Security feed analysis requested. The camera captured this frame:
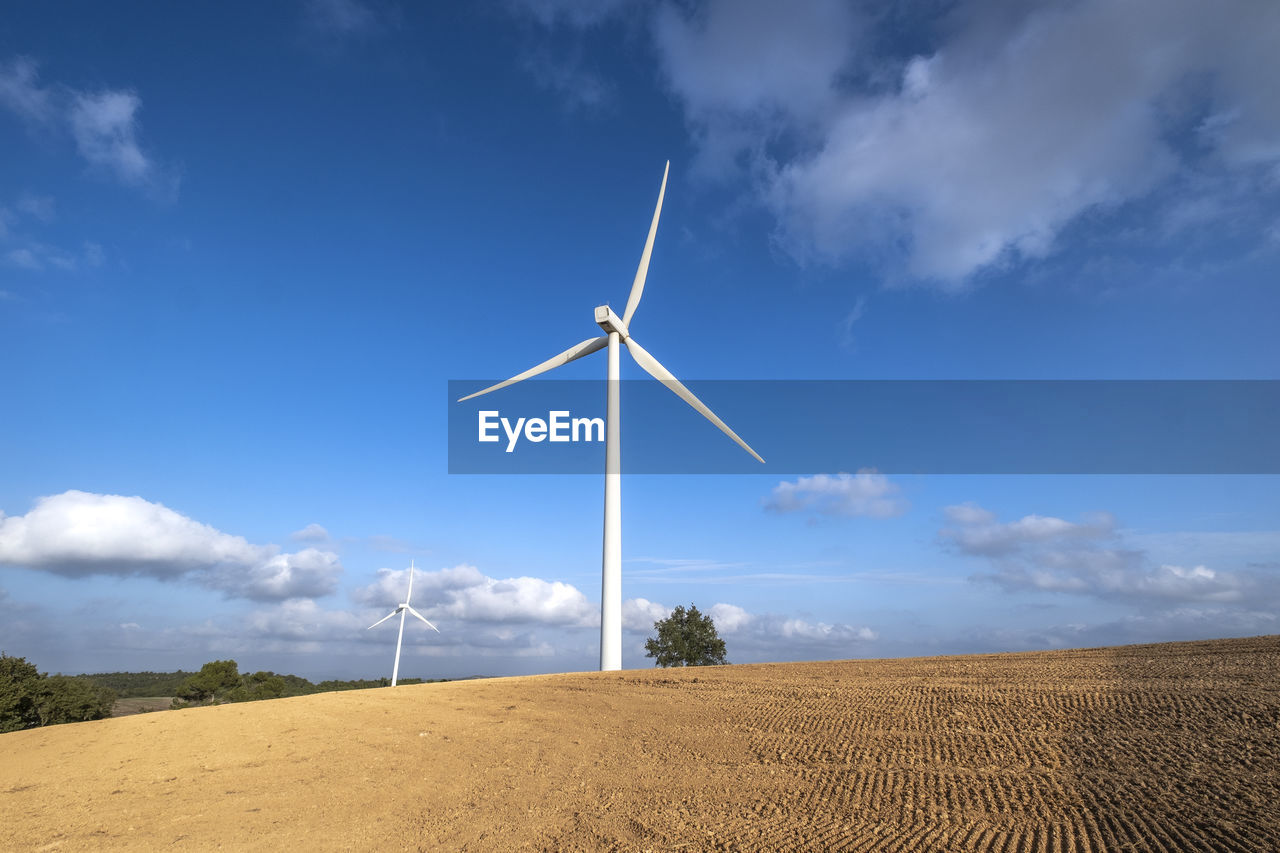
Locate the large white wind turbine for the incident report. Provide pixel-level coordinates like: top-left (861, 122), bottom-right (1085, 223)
top-left (367, 560), bottom-right (440, 687)
top-left (458, 161), bottom-right (763, 672)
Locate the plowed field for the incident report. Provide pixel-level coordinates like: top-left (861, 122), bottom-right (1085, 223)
top-left (4, 636), bottom-right (1278, 851)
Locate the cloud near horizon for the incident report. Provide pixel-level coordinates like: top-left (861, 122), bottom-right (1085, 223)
top-left (349, 564), bottom-right (877, 659)
top-left (0, 491), bottom-right (342, 601)
top-left (940, 502), bottom-right (1272, 607)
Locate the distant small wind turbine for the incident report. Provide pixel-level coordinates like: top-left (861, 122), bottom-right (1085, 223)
top-left (367, 560), bottom-right (439, 687)
top-left (458, 161), bottom-right (764, 672)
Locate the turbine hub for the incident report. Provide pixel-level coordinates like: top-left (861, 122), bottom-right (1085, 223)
top-left (594, 305), bottom-right (629, 339)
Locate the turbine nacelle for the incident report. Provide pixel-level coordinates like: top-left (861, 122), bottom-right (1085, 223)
top-left (594, 305), bottom-right (629, 339)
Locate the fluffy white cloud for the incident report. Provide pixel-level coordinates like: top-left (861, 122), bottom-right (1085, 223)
top-left (941, 506), bottom-right (1116, 557)
top-left (530, 0), bottom-right (1280, 284)
top-left (0, 56), bottom-right (175, 198)
top-left (710, 602), bottom-right (877, 660)
top-left (353, 564), bottom-right (596, 627)
top-left (940, 502), bottom-right (1272, 606)
top-left (351, 568), bottom-right (878, 663)
top-left (679, 0), bottom-right (1280, 282)
top-left (707, 602), bottom-right (750, 633)
top-left (0, 490), bottom-right (342, 601)
top-left (247, 597), bottom-right (365, 643)
top-left (764, 471), bottom-right (908, 518)
top-left (623, 597), bottom-right (669, 631)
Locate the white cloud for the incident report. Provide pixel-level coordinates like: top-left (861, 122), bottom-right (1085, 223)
top-left (764, 471), bottom-right (908, 518)
top-left (290, 523), bottom-right (331, 543)
top-left (5, 248), bottom-right (41, 270)
top-left (0, 56), bottom-right (175, 198)
top-left (0, 57), bottom-right (53, 123)
top-left (940, 502), bottom-right (1275, 606)
top-left (779, 618), bottom-right (877, 644)
top-left (707, 602), bottom-right (750, 633)
top-left (353, 564), bottom-right (596, 627)
top-left (942, 502), bottom-right (996, 526)
top-left (639, 599), bottom-right (876, 658)
top-left (941, 507), bottom-right (1115, 557)
top-left (0, 490), bottom-right (342, 601)
top-left (837, 295), bottom-right (866, 349)
top-left (653, 0), bottom-right (851, 121)
top-left (247, 598), bottom-right (365, 642)
top-left (643, 0), bottom-right (1280, 284)
top-left (623, 597), bottom-right (669, 631)
top-left (710, 602), bottom-right (877, 660)
top-left (352, 568), bottom-right (877, 663)
top-left (68, 90), bottom-right (160, 189)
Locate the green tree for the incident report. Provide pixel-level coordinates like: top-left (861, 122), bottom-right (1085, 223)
top-left (172, 659), bottom-right (242, 707)
top-left (34, 676), bottom-right (116, 726)
top-left (2, 654), bottom-right (116, 731)
top-left (227, 671), bottom-right (287, 703)
top-left (644, 604), bottom-right (728, 667)
top-left (1, 653), bottom-right (43, 733)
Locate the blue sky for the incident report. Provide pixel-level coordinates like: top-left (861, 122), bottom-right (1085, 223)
top-left (2, 0), bottom-right (1278, 680)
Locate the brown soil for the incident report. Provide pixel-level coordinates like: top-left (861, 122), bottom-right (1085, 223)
top-left (109, 697), bottom-right (174, 717)
top-left (3, 635), bottom-right (1278, 851)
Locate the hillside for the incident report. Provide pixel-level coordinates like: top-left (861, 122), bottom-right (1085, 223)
top-left (3, 636), bottom-right (1278, 851)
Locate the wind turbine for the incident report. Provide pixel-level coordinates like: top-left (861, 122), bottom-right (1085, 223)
top-left (458, 161), bottom-right (763, 672)
top-left (367, 560), bottom-right (439, 687)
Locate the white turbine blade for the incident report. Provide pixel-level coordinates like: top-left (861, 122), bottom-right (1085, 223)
top-left (457, 336), bottom-right (609, 402)
top-left (625, 336), bottom-right (765, 463)
top-left (368, 610), bottom-right (398, 630)
top-left (406, 560), bottom-right (414, 604)
top-left (621, 161), bottom-right (669, 329)
top-left (406, 605), bottom-right (440, 632)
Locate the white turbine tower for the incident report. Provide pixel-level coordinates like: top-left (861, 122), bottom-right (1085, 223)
top-left (367, 560), bottom-right (439, 687)
top-left (458, 161), bottom-right (763, 672)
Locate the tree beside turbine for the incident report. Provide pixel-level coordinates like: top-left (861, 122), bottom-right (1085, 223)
top-left (458, 161), bottom-right (764, 672)
top-left (367, 560), bottom-right (440, 687)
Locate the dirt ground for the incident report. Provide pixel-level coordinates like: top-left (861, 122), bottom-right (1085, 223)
top-left (109, 697), bottom-right (174, 717)
top-left (3, 635), bottom-right (1278, 851)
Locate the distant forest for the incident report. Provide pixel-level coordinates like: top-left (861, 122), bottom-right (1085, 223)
top-left (83, 662), bottom-right (447, 705)
top-left (3, 652), bottom-right (451, 733)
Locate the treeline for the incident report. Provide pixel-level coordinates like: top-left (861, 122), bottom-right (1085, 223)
top-left (1, 653), bottom-right (116, 733)
top-left (82, 663), bottom-right (446, 705)
top-left (79, 670), bottom-right (195, 698)
top-left (164, 660), bottom-right (446, 708)
top-left (1, 654), bottom-right (450, 731)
